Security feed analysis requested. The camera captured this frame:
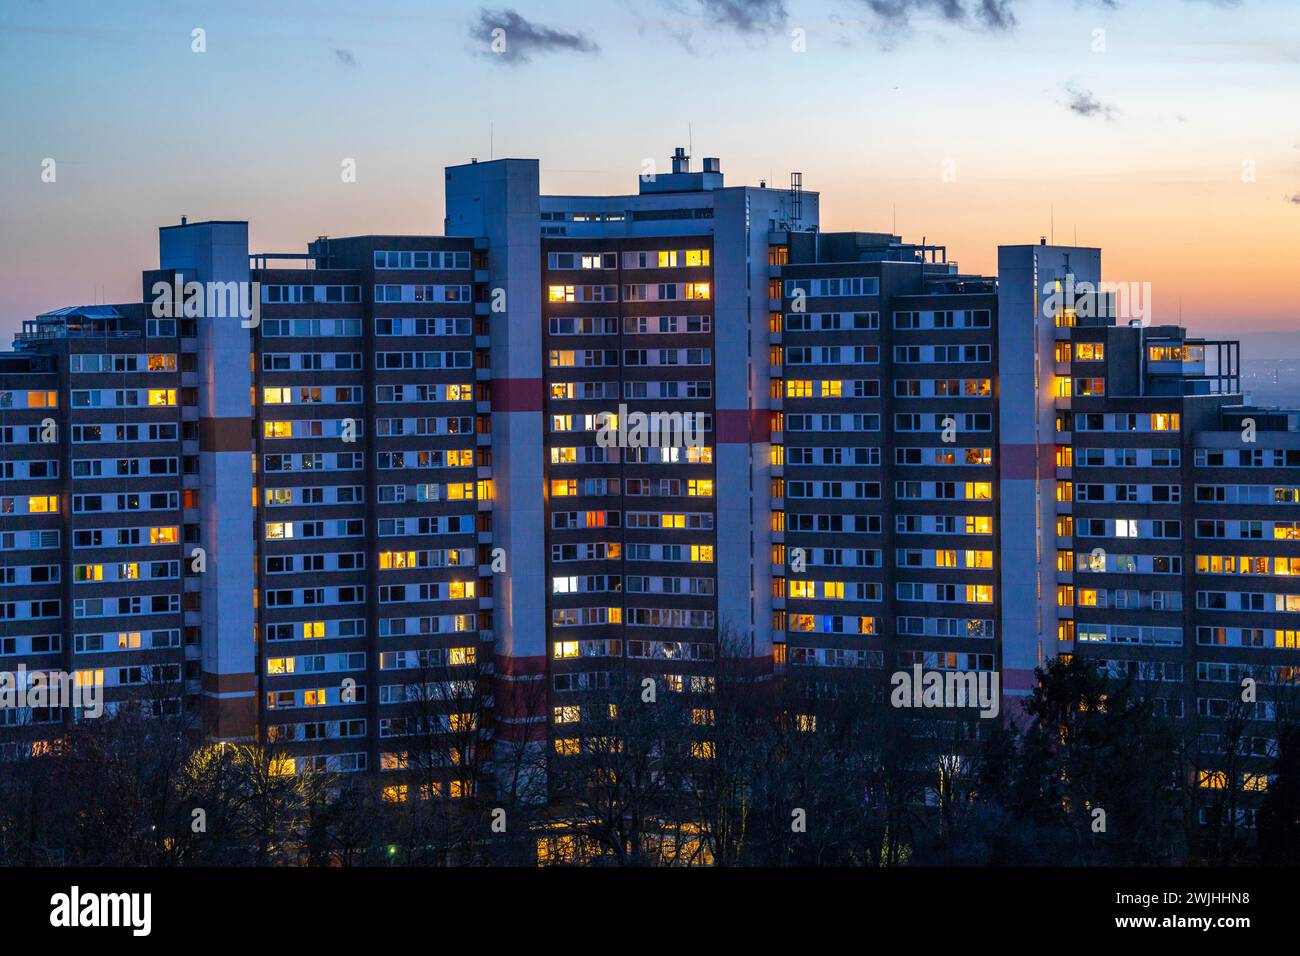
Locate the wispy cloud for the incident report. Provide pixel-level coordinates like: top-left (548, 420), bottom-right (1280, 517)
top-left (1286, 193), bottom-right (1300, 205)
top-left (695, 0), bottom-right (788, 34)
top-left (1063, 82), bottom-right (1118, 120)
top-left (469, 8), bottom-right (599, 65)
top-left (856, 0), bottom-right (1019, 36)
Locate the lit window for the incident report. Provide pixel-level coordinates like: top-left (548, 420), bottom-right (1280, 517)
top-left (148, 389), bottom-right (177, 407)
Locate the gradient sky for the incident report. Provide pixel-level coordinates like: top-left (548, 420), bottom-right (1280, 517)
top-left (1, 0), bottom-right (1297, 346)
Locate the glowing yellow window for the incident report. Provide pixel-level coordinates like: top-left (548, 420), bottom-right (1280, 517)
top-left (382, 785), bottom-right (408, 803)
top-left (119, 563), bottom-right (139, 580)
top-left (303, 621), bottom-right (325, 639)
top-left (858, 616), bottom-right (876, 635)
top-left (820, 380), bottom-right (842, 398)
top-left (148, 389), bottom-right (177, 407)
top-left (303, 689), bottom-right (327, 706)
top-left (147, 353), bottom-right (176, 371)
top-left (75, 565), bottom-right (104, 582)
top-left (264, 523), bottom-right (292, 540)
top-left (965, 550), bottom-right (993, 569)
top-left (449, 646), bottom-right (475, 665)
top-left (658, 250), bottom-right (678, 267)
top-left (606, 607), bottom-right (622, 624)
top-left (551, 447), bottom-right (577, 464)
top-left (447, 581), bottom-right (476, 600)
top-left (447, 384), bottom-right (472, 400)
top-left (965, 482), bottom-right (992, 501)
top-left (1243, 774), bottom-right (1268, 792)
top-left (1076, 342), bottom-right (1104, 361)
top-left (27, 391), bottom-right (57, 408)
top-left (935, 550), bottom-right (958, 568)
top-left (264, 421), bottom-right (292, 438)
top-left (551, 479), bottom-right (576, 497)
top-left (117, 632), bottom-right (142, 649)
top-left (555, 738), bottom-right (580, 755)
top-left (549, 350), bottom-right (575, 368)
top-left (690, 545), bottom-right (714, 563)
top-left (150, 526), bottom-right (179, 544)
top-left (447, 482), bottom-right (474, 500)
top-left (266, 657), bottom-right (295, 675)
top-left (1151, 413), bottom-right (1180, 431)
top-left (966, 584), bottom-right (993, 603)
top-left (687, 480), bottom-right (713, 497)
top-left (785, 380), bottom-right (812, 398)
top-left (796, 715), bottom-right (816, 733)
top-left (685, 282), bottom-right (711, 300)
top-left (27, 495), bottom-right (57, 514)
top-left (789, 580), bottom-right (813, 599)
top-left (554, 706), bottom-right (581, 724)
top-left (263, 387), bottom-right (290, 404)
top-left (1198, 770), bottom-right (1227, 789)
top-left (684, 249), bottom-right (710, 267)
top-left (966, 516), bottom-right (991, 535)
top-left (554, 641), bottom-right (579, 659)
top-left (1077, 589), bottom-right (1099, 607)
top-left (823, 581), bottom-right (844, 599)
top-left (74, 669), bottom-right (104, 689)
top-left (691, 708), bottom-right (715, 725)
top-left (691, 741), bottom-right (716, 759)
top-left (265, 488), bottom-right (292, 506)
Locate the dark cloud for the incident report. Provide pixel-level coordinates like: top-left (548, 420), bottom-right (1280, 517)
top-left (1064, 82), bottom-right (1118, 120)
top-left (1287, 193), bottom-right (1300, 205)
top-left (332, 48), bottom-right (357, 67)
top-left (858, 0), bottom-right (1018, 34)
top-left (470, 8), bottom-right (599, 65)
top-left (696, 0), bottom-right (788, 34)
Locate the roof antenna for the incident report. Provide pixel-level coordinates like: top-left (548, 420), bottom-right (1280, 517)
top-left (490, 122), bottom-right (494, 161)
top-left (688, 122), bottom-right (693, 163)
top-left (1050, 204), bottom-right (1054, 244)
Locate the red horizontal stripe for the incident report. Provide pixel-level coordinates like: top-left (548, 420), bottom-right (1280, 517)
top-left (492, 378), bottom-right (543, 413)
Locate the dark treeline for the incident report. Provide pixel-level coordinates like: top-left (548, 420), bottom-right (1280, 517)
top-left (1, 654), bottom-right (1297, 866)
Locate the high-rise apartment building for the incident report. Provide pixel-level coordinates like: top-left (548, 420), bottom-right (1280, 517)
top-left (1, 151), bottom-right (1295, 805)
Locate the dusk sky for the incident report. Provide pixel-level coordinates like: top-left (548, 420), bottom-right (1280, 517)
top-left (1, 0), bottom-right (1297, 345)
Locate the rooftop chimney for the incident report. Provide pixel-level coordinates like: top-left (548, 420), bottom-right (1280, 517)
top-left (702, 157), bottom-right (720, 173)
top-left (671, 147), bottom-right (689, 174)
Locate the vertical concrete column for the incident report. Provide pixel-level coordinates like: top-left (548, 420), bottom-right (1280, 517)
top-left (160, 221), bottom-right (257, 740)
top-left (445, 161), bottom-right (548, 786)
